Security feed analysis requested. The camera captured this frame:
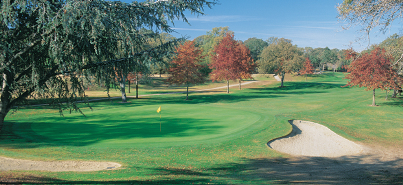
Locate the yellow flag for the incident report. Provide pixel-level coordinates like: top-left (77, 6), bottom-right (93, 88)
top-left (157, 106), bottom-right (161, 113)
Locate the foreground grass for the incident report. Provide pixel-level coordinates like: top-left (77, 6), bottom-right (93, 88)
top-left (1, 72), bottom-right (403, 184)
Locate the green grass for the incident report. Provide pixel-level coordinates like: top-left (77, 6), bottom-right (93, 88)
top-left (1, 72), bottom-right (403, 184)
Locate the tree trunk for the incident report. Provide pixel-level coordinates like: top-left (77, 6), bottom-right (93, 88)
top-left (0, 100), bottom-right (10, 134)
top-left (280, 71), bottom-right (285, 87)
top-left (385, 90), bottom-right (389, 100)
top-left (305, 75), bottom-right (307, 81)
top-left (0, 73), bottom-right (11, 133)
top-left (120, 78), bottom-right (127, 103)
top-left (128, 80), bottom-right (130, 93)
top-left (186, 85), bottom-right (189, 100)
top-left (372, 89), bottom-right (376, 106)
top-left (227, 80), bottom-right (229, 94)
top-left (135, 73), bottom-right (139, 99)
top-left (392, 89), bottom-right (397, 98)
top-left (239, 80), bottom-right (241, 90)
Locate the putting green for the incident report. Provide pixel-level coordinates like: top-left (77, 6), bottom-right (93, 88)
top-left (15, 104), bottom-right (261, 148)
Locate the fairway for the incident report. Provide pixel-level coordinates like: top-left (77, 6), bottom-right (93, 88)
top-left (1, 72), bottom-right (403, 184)
top-left (16, 104), bottom-right (260, 148)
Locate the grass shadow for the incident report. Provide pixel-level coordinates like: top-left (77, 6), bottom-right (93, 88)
top-left (0, 116), bottom-right (223, 148)
top-left (3, 155), bottom-right (403, 184)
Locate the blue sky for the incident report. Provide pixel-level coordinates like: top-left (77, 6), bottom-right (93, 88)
top-left (123, 0), bottom-right (402, 51)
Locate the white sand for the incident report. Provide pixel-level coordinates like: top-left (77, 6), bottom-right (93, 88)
top-left (0, 156), bottom-right (121, 172)
top-left (268, 120), bottom-right (363, 157)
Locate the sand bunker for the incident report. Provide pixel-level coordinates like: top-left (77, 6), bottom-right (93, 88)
top-left (268, 120), bottom-right (363, 157)
top-left (0, 156), bottom-right (121, 172)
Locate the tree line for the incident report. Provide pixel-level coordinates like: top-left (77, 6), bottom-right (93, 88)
top-left (2, 0), bottom-right (403, 134)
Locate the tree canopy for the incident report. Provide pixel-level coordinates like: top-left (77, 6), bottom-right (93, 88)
top-left (167, 41), bottom-right (205, 100)
top-left (258, 38), bottom-right (304, 87)
top-left (338, 0), bottom-right (403, 35)
top-left (244, 37), bottom-right (268, 64)
top-left (209, 33), bottom-right (254, 93)
top-left (300, 58), bottom-right (314, 81)
top-left (344, 47), bottom-right (402, 106)
top-left (0, 0), bottom-right (216, 132)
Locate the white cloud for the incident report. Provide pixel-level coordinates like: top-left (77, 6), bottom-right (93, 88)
top-left (172, 28), bottom-right (210, 32)
top-left (187, 15), bottom-right (261, 23)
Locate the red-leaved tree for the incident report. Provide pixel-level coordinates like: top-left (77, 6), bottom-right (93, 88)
top-left (209, 33), bottom-right (255, 93)
top-left (344, 47), bottom-right (402, 106)
top-left (300, 58), bottom-right (314, 81)
top-left (168, 41), bottom-right (205, 100)
top-left (235, 42), bottom-right (256, 90)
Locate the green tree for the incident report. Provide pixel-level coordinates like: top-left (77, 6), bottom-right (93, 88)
top-left (258, 38), bottom-right (304, 87)
top-left (147, 32), bottom-right (178, 77)
top-left (193, 27), bottom-right (234, 76)
top-left (244, 37), bottom-right (268, 63)
top-left (0, 0), bottom-right (215, 133)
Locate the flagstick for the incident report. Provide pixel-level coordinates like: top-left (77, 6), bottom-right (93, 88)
top-left (160, 113), bottom-right (161, 132)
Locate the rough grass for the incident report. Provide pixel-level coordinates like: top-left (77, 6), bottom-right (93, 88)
top-left (1, 72), bottom-right (403, 184)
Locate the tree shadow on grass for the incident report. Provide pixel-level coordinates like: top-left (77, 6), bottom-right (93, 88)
top-left (151, 155), bottom-right (403, 184)
top-left (378, 97), bottom-right (403, 107)
top-left (2, 155), bottom-right (403, 184)
top-left (12, 80), bottom-right (345, 112)
top-left (248, 82), bottom-right (346, 96)
top-left (0, 116), bottom-right (223, 148)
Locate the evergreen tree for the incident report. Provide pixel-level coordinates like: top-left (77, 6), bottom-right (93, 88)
top-left (0, 0), bottom-right (216, 133)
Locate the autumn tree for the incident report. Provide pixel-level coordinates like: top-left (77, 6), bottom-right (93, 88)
top-left (344, 47), bottom-right (402, 106)
top-left (209, 33), bottom-right (255, 93)
top-left (338, 0), bottom-right (403, 74)
top-left (300, 58), bottom-right (314, 81)
top-left (167, 41), bottom-right (205, 100)
top-left (258, 38), bottom-right (304, 87)
top-left (0, 0), bottom-right (215, 133)
top-left (235, 42), bottom-right (256, 90)
top-left (194, 27), bottom-right (234, 75)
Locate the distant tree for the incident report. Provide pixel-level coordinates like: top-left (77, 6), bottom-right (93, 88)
top-left (244, 37), bottom-right (268, 63)
top-left (321, 47), bottom-right (338, 72)
top-left (309, 48), bottom-right (325, 70)
top-left (300, 58), bottom-right (314, 81)
top-left (209, 33), bottom-right (254, 93)
top-left (168, 41), bottom-right (205, 100)
top-left (127, 60), bottom-right (149, 99)
top-left (195, 27), bottom-right (234, 60)
top-left (344, 47), bottom-right (402, 106)
top-left (258, 38), bottom-right (304, 87)
top-left (147, 32), bottom-right (178, 77)
top-left (266, 37), bottom-right (282, 45)
top-left (194, 27), bottom-right (234, 75)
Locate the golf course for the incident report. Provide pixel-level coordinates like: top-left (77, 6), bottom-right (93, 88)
top-left (1, 72), bottom-right (403, 184)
